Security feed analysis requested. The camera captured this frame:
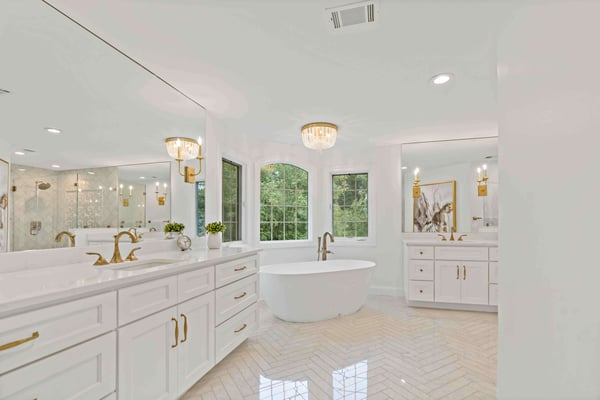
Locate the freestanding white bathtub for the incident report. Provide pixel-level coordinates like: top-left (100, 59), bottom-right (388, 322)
top-left (260, 259), bottom-right (375, 322)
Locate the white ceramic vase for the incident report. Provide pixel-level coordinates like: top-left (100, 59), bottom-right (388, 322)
top-left (207, 232), bottom-right (222, 249)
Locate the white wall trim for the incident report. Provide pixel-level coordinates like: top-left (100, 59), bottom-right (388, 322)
top-left (368, 285), bottom-right (404, 297)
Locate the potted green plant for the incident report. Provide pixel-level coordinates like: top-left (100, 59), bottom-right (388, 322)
top-left (205, 221), bottom-right (226, 249)
top-left (164, 221), bottom-right (185, 239)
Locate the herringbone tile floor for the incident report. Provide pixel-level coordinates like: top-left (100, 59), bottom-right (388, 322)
top-left (182, 296), bottom-right (497, 400)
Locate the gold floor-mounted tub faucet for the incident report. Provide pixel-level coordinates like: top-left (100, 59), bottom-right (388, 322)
top-left (318, 232), bottom-right (335, 261)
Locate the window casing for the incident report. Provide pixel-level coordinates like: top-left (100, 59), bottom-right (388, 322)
top-left (332, 172), bottom-right (369, 238)
top-left (222, 158), bottom-right (241, 242)
top-left (196, 181), bottom-right (206, 236)
top-left (260, 163), bottom-right (308, 241)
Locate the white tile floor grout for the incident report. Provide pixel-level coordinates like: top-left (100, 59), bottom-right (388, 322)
top-left (182, 296), bottom-right (497, 400)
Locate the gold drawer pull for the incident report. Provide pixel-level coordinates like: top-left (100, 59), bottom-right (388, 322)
top-left (234, 291), bottom-right (247, 300)
top-left (234, 323), bottom-right (247, 333)
top-left (419, 268), bottom-right (423, 272)
top-left (0, 331), bottom-right (40, 352)
top-left (171, 318), bottom-right (179, 349)
top-left (180, 313), bottom-right (188, 343)
top-left (234, 266), bottom-right (247, 272)
top-left (463, 265), bottom-right (467, 280)
top-left (419, 289), bottom-right (423, 293)
top-left (456, 265), bottom-right (459, 280)
top-left (419, 251), bottom-right (423, 255)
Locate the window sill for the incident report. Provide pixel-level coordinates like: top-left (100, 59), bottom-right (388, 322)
top-left (330, 238), bottom-right (376, 247)
top-left (257, 240), bottom-right (317, 250)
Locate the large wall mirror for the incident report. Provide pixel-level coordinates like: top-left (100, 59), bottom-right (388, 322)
top-left (401, 137), bottom-right (498, 234)
top-left (1, 1), bottom-right (205, 252)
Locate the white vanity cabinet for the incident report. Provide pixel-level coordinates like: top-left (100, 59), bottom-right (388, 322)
top-left (118, 292), bottom-right (214, 400)
top-left (405, 242), bottom-right (498, 311)
top-left (0, 249), bottom-right (260, 400)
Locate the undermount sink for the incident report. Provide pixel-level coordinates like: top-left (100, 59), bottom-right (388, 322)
top-left (108, 259), bottom-right (180, 271)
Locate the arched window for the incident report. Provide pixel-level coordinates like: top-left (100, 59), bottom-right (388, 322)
top-left (260, 163), bottom-right (308, 241)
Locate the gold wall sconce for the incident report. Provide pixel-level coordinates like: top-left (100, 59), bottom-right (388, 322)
top-left (119, 183), bottom-right (132, 206)
top-left (477, 164), bottom-right (488, 196)
top-left (155, 182), bottom-right (168, 206)
top-left (412, 167), bottom-right (421, 198)
top-left (165, 137), bottom-right (203, 183)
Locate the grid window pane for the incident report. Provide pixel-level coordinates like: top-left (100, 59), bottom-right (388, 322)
top-left (196, 181), bottom-right (206, 236)
top-left (260, 163), bottom-right (308, 241)
top-left (222, 159), bottom-right (241, 242)
top-left (332, 173), bottom-right (368, 238)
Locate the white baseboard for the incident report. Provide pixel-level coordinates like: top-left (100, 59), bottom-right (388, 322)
top-left (368, 285), bottom-right (404, 297)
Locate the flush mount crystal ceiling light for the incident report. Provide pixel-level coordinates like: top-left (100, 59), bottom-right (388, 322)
top-left (165, 137), bottom-right (203, 183)
top-left (301, 122), bottom-right (338, 150)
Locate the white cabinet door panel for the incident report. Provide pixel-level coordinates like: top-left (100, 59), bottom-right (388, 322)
top-left (408, 281), bottom-right (434, 302)
top-left (0, 332), bottom-right (116, 400)
top-left (215, 303), bottom-right (257, 364)
top-left (489, 261), bottom-right (498, 284)
top-left (407, 260), bottom-right (434, 281)
top-left (215, 275), bottom-right (258, 325)
top-left (177, 291), bottom-right (215, 396)
top-left (118, 307), bottom-right (178, 400)
top-left (460, 261), bottom-right (489, 305)
top-left (407, 246), bottom-right (434, 260)
top-left (215, 256), bottom-right (257, 288)
top-left (434, 261), bottom-right (461, 303)
top-left (489, 284), bottom-right (498, 306)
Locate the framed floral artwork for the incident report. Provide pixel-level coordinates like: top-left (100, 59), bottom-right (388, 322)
top-left (413, 180), bottom-right (456, 233)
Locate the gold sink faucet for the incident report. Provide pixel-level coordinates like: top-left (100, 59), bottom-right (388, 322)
top-left (110, 231), bottom-right (139, 264)
top-left (319, 232), bottom-right (335, 261)
top-left (55, 231), bottom-right (76, 247)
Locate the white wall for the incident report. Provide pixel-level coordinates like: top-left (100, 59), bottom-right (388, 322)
top-left (497, 2), bottom-right (600, 398)
top-left (210, 124), bottom-right (405, 295)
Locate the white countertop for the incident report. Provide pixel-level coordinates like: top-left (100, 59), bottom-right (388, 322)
top-left (0, 246), bottom-right (260, 318)
top-left (403, 239), bottom-right (498, 247)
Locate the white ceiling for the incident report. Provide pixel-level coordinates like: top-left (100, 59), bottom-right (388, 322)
top-left (46, 0), bottom-right (511, 146)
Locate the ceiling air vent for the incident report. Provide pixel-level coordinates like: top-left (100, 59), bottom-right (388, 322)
top-left (326, 1), bottom-right (378, 30)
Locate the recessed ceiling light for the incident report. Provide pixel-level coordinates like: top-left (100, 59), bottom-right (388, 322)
top-left (87, 171), bottom-right (95, 175)
top-left (139, 176), bottom-right (145, 180)
top-left (45, 127), bottom-right (62, 134)
top-left (51, 164), bottom-right (61, 168)
top-left (401, 166), bottom-right (408, 170)
top-left (431, 73), bottom-right (453, 85)
top-left (17, 168), bottom-right (26, 172)
top-left (14, 151), bottom-right (25, 156)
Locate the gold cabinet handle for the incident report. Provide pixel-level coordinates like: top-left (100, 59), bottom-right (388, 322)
top-left (0, 331), bottom-right (40, 352)
top-left (180, 313), bottom-right (188, 343)
top-left (234, 266), bottom-right (247, 272)
top-left (234, 323), bottom-right (247, 333)
top-left (234, 291), bottom-right (247, 300)
top-left (456, 265), bottom-right (459, 280)
top-left (171, 318), bottom-right (179, 348)
top-left (419, 289), bottom-right (423, 293)
top-left (419, 268), bottom-right (423, 272)
top-left (463, 265), bottom-right (467, 280)
top-left (419, 251), bottom-right (423, 255)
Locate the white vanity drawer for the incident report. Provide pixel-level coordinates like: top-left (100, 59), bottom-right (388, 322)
top-left (435, 246), bottom-right (488, 261)
top-left (178, 266), bottom-right (215, 302)
top-left (408, 281), bottom-right (434, 302)
top-left (215, 256), bottom-right (258, 288)
top-left (215, 303), bottom-right (257, 363)
top-left (407, 260), bottom-right (434, 281)
top-left (489, 262), bottom-right (498, 284)
top-left (215, 274), bottom-right (258, 325)
top-left (0, 332), bottom-right (116, 400)
top-left (119, 276), bottom-right (178, 325)
top-left (0, 291), bottom-right (116, 374)
top-left (489, 247), bottom-right (499, 261)
top-left (408, 246), bottom-right (434, 260)
top-left (489, 284), bottom-right (498, 306)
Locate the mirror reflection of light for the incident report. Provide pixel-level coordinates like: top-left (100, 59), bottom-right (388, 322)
top-left (332, 360), bottom-right (368, 400)
top-left (259, 375), bottom-right (308, 400)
